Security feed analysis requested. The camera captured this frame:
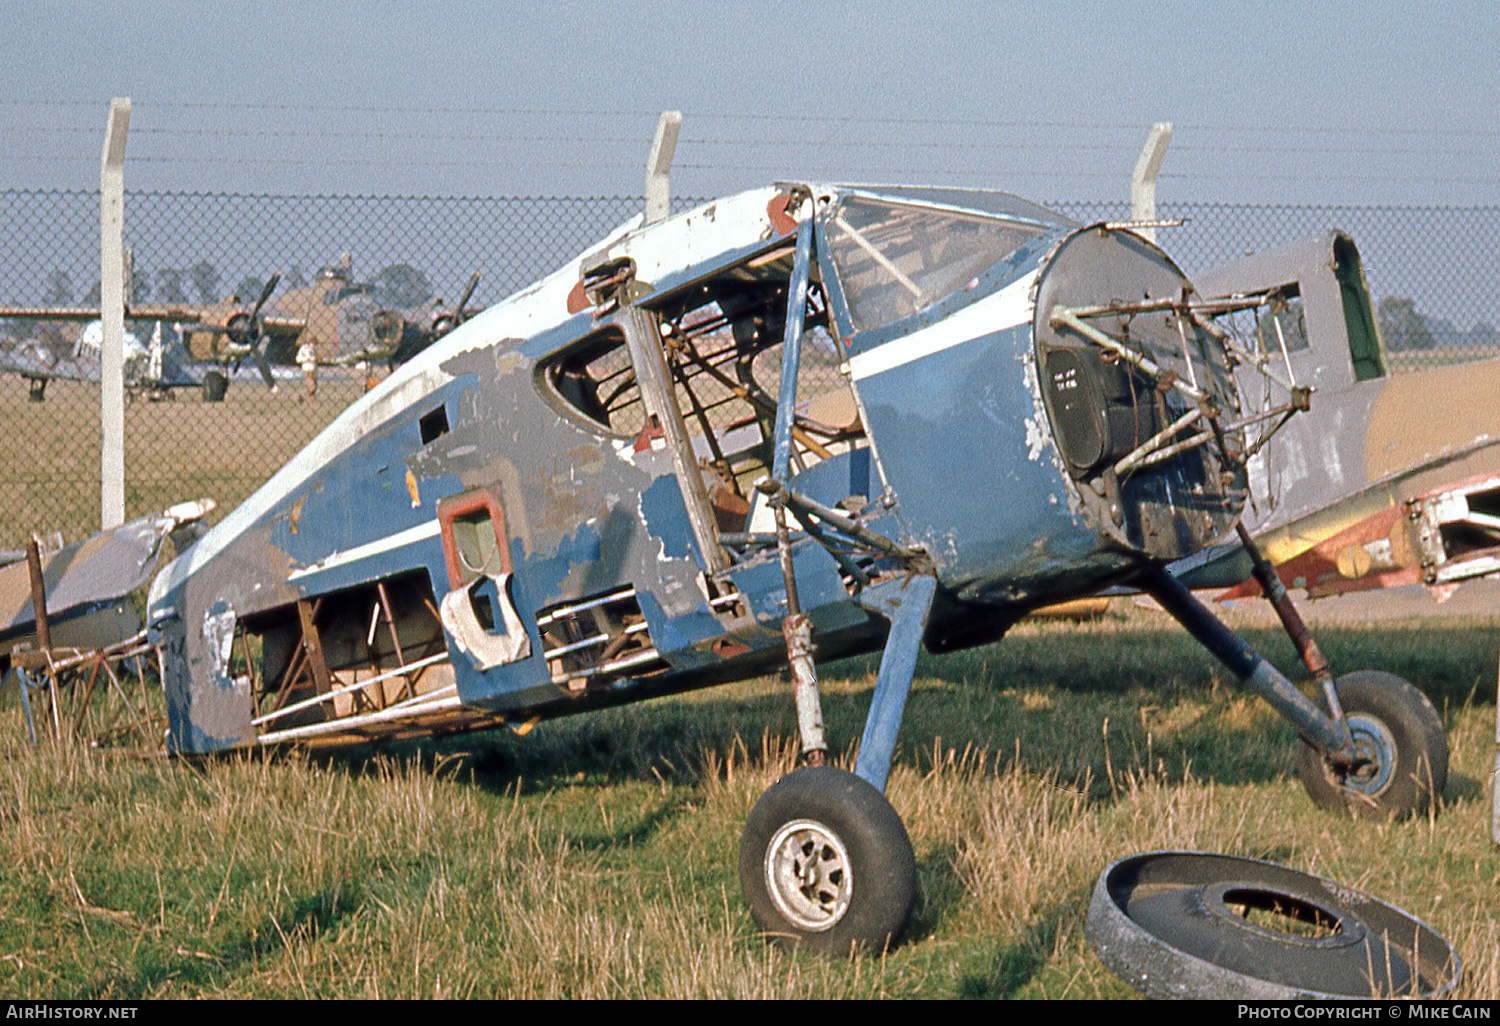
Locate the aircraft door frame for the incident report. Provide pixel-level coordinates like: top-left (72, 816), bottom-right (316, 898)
top-left (435, 486), bottom-right (533, 669)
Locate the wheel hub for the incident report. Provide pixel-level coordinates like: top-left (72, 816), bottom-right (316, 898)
top-left (764, 818), bottom-right (853, 932)
top-left (1337, 713), bottom-right (1397, 797)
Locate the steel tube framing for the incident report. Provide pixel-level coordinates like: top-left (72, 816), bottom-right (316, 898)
top-left (1050, 307), bottom-right (1208, 406)
top-left (250, 652), bottom-right (450, 727)
top-left (1140, 563), bottom-right (1352, 758)
top-left (771, 217), bottom-right (814, 484)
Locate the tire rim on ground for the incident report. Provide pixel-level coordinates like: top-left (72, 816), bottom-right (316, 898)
top-left (1087, 850), bottom-right (1461, 999)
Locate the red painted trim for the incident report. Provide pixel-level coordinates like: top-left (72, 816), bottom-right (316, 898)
top-left (437, 487), bottom-right (512, 590)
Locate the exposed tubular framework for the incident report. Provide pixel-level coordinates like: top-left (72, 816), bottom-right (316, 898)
top-left (1051, 293), bottom-right (1311, 487)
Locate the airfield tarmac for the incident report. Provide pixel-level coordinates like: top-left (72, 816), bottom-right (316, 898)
top-left (1134, 578), bottom-right (1500, 626)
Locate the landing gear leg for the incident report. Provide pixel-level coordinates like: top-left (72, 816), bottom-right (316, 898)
top-left (1141, 562), bottom-right (1447, 818)
top-left (740, 572), bottom-right (935, 952)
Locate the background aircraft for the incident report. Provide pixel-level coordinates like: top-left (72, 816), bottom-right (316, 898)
top-left (0, 258), bottom-right (479, 400)
top-left (0, 318), bottom-right (298, 401)
top-left (1170, 230), bottom-right (1500, 605)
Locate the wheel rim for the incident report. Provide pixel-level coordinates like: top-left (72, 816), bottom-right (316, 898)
top-left (1338, 712), bottom-right (1398, 797)
top-left (764, 818), bottom-right (853, 932)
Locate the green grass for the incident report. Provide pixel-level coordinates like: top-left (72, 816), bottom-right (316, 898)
top-left (0, 609), bottom-right (1496, 998)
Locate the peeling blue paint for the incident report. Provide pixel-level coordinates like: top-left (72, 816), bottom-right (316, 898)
top-left (640, 475), bottom-right (701, 564)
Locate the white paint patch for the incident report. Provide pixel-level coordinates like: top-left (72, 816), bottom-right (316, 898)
top-left (848, 269), bottom-right (1037, 382)
top-left (1317, 431), bottom-right (1345, 487)
top-left (286, 519), bottom-right (442, 583)
top-left (439, 573), bottom-right (531, 670)
top-left (1023, 416), bottom-right (1047, 461)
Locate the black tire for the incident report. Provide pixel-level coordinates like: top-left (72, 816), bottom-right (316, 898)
top-left (1296, 670), bottom-right (1447, 819)
top-left (202, 370), bottom-right (229, 402)
top-left (738, 766), bottom-right (916, 955)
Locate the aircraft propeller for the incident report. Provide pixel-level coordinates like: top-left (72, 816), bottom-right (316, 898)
top-left (429, 272), bottom-right (482, 338)
top-left (224, 271), bottom-right (282, 389)
top-left (381, 272), bottom-right (483, 369)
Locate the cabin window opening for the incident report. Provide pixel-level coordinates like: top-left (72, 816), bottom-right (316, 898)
top-left (452, 511), bottom-right (504, 581)
top-left (541, 245), bottom-right (865, 506)
top-left (825, 195), bottom-right (1046, 333)
top-left (1334, 236), bottom-right (1387, 381)
top-left (419, 405), bottom-right (450, 444)
top-left (539, 325), bottom-right (647, 437)
top-left (1259, 297), bottom-right (1310, 355)
top-left (654, 274), bottom-right (863, 504)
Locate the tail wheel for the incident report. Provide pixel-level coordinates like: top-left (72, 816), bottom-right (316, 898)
top-left (1296, 670), bottom-right (1447, 819)
top-left (738, 766), bottom-right (915, 955)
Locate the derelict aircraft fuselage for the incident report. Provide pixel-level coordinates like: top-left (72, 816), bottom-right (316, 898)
top-left (145, 182), bottom-right (1448, 952)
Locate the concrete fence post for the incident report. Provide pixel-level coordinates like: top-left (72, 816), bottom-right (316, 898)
top-left (645, 111), bottom-right (682, 226)
top-left (99, 97), bottom-right (130, 530)
top-left (1130, 122), bottom-right (1172, 244)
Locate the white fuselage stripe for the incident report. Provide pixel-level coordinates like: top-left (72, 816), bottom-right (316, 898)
top-left (286, 519), bottom-right (443, 582)
top-left (848, 269), bottom-right (1037, 382)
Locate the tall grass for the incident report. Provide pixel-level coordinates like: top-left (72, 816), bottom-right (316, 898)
top-left (0, 609), bottom-right (1495, 998)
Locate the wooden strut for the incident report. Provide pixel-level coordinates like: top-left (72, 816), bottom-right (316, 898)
top-left (377, 581), bottom-right (413, 704)
top-left (262, 597), bottom-right (324, 718)
top-left (25, 536), bottom-right (62, 742)
top-left (71, 656), bottom-right (106, 737)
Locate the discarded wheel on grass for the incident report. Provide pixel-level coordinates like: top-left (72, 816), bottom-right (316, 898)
top-left (739, 766), bottom-right (915, 955)
top-left (1087, 850), bottom-right (1462, 999)
top-left (1296, 670), bottom-right (1447, 819)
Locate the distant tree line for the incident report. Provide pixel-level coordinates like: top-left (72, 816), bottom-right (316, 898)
top-left (1377, 296), bottom-right (1500, 353)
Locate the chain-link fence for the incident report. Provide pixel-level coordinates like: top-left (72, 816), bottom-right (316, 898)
top-left (1, 189), bottom-right (1497, 549)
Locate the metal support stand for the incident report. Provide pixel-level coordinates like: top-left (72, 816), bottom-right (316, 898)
top-left (1235, 522), bottom-right (1352, 748)
top-left (1492, 641), bottom-right (1499, 847)
top-left (1140, 563), bottom-right (1354, 759)
top-left (853, 573), bottom-right (938, 793)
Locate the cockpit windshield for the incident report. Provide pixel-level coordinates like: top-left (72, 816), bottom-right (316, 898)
top-left (825, 196), bottom-right (1046, 333)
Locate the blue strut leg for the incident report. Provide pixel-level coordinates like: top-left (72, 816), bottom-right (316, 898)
top-left (853, 574), bottom-right (938, 793)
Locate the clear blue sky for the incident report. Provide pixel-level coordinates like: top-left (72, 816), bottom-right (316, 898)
top-left (1, 0), bottom-right (1496, 206)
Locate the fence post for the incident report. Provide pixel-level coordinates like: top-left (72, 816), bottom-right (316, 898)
top-left (1130, 122), bottom-right (1172, 244)
top-left (99, 97), bottom-right (130, 530)
top-left (644, 110), bottom-right (682, 225)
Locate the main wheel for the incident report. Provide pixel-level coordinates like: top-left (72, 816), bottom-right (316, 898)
top-left (1295, 670), bottom-right (1447, 819)
top-left (202, 370), bottom-right (229, 402)
top-left (738, 766), bottom-right (916, 955)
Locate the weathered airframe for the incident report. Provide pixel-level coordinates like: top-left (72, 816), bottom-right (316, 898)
top-left (145, 183), bottom-right (1449, 952)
